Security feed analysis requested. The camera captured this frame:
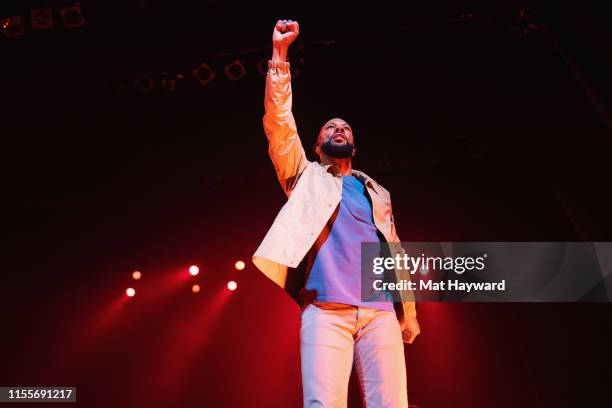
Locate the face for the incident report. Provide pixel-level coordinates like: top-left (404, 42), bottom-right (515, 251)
top-left (316, 118), bottom-right (355, 159)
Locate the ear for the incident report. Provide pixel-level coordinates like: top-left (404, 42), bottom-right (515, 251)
top-left (352, 147), bottom-right (357, 157)
top-left (314, 143), bottom-right (321, 155)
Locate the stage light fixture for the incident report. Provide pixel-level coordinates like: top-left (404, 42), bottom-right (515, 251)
top-left (224, 59), bottom-right (247, 82)
top-left (227, 281), bottom-right (237, 291)
top-left (132, 270), bottom-right (142, 280)
top-left (161, 72), bottom-right (182, 92)
top-left (31, 8), bottom-right (54, 30)
top-left (192, 284), bottom-right (200, 293)
top-left (189, 265), bottom-right (199, 276)
top-left (133, 72), bottom-right (155, 93)
top-left (1, 16), bottom-right (26, 38)
top-left (161, 78), bottom-right (176, 92)
top-left (192, 63), bottom-right (216, 86)
top-left (235, 261), bottom-right (245, 271)
top-left (257, 59), bottom-right (268, 76)
top-left (126, 288), bottom-right (136, 297)
top-left (60, 3), bottom-right (86, 29)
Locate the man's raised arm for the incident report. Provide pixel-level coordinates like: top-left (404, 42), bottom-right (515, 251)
top-left (263, 19), bottom-right (308, 196)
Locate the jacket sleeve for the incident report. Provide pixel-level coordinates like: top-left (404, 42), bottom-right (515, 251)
top-left (389, 206), bottom-right (418, 319)
top-left (263, 60), bottom-right (309, 196)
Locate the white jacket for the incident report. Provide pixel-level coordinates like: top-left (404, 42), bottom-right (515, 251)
top-left (252, 60), bottom-right (416, 319)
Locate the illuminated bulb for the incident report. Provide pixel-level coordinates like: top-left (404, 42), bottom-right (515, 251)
top-left (126, 288), bottom-right (136, 297)
top-left (189, 265), bottom-right (199, 276)
top-left (227, 281), bottom-right (237, 291)
top-left (234, 261), bottom-right (245, 271)
top-left (192, 284), bottom-right (200, 293)
top-left (132, 270), bottom-right (142, 280)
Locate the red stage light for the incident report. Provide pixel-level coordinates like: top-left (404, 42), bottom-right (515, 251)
top-left (59, 3), bottom-right (86, 29)
top-left (1, 16), bottom-right (26, 38)
top-left (227, 281), bottom-right (237, 291)
top-left (192, 284), bottom-right (200, 293)
top-left (189, 265), bottom-right (199, 276)
top-left (234, 261), bottom-right (245, 271)
top-left (126, 288), bottom-right (136, 297)
top-left (224, 60), bottom-right (247, 82)
top-left (132, 270), bottom-right (142, 280)
top-left (192, 63), bottom-right (216, 86)
top-left (31, 8), bottom-right (54, 30)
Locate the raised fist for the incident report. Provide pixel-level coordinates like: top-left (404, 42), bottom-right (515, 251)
top-left (272, 19), bottom-right (299, 48)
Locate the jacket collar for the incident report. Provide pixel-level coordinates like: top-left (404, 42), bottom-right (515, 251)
top-left (322, 163), bottom-right (380, 194)
top-left (351, 169), bottom-right (380, 194)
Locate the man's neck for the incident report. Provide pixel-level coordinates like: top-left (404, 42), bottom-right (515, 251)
top-left (321, 155), bottom-right (352, 176)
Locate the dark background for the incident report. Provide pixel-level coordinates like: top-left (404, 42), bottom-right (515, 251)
top-left (1, 1), bottom-right (611, 407)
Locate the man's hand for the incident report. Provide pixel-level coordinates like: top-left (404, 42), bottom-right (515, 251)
top-left (399, 316), bottom-right (421, 344)
top-left (272, 19), bottom-right (299, 61)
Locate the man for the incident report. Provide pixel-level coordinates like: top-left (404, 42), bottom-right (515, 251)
top-left (252, 19), bottom-right (420, 408)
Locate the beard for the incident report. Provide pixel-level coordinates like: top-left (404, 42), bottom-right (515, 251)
top-left (320, 140), bottom-right (355, 159)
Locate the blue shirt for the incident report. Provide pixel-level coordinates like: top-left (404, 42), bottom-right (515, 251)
top-left (303, 175), bottom-right (394, 312)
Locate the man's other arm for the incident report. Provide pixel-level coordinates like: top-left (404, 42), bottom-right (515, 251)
top-left (388, 202), bottom-right (421, 344)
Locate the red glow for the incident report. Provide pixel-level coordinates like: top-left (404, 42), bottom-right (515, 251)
top-left (188, 265), bottom-right (199, 276)
top-left (227, 281), bottom-right (237, 291)
top-left (191, 284), bottom-right (200, 293)
top-left (137, 289), bottom-right (232, 407)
